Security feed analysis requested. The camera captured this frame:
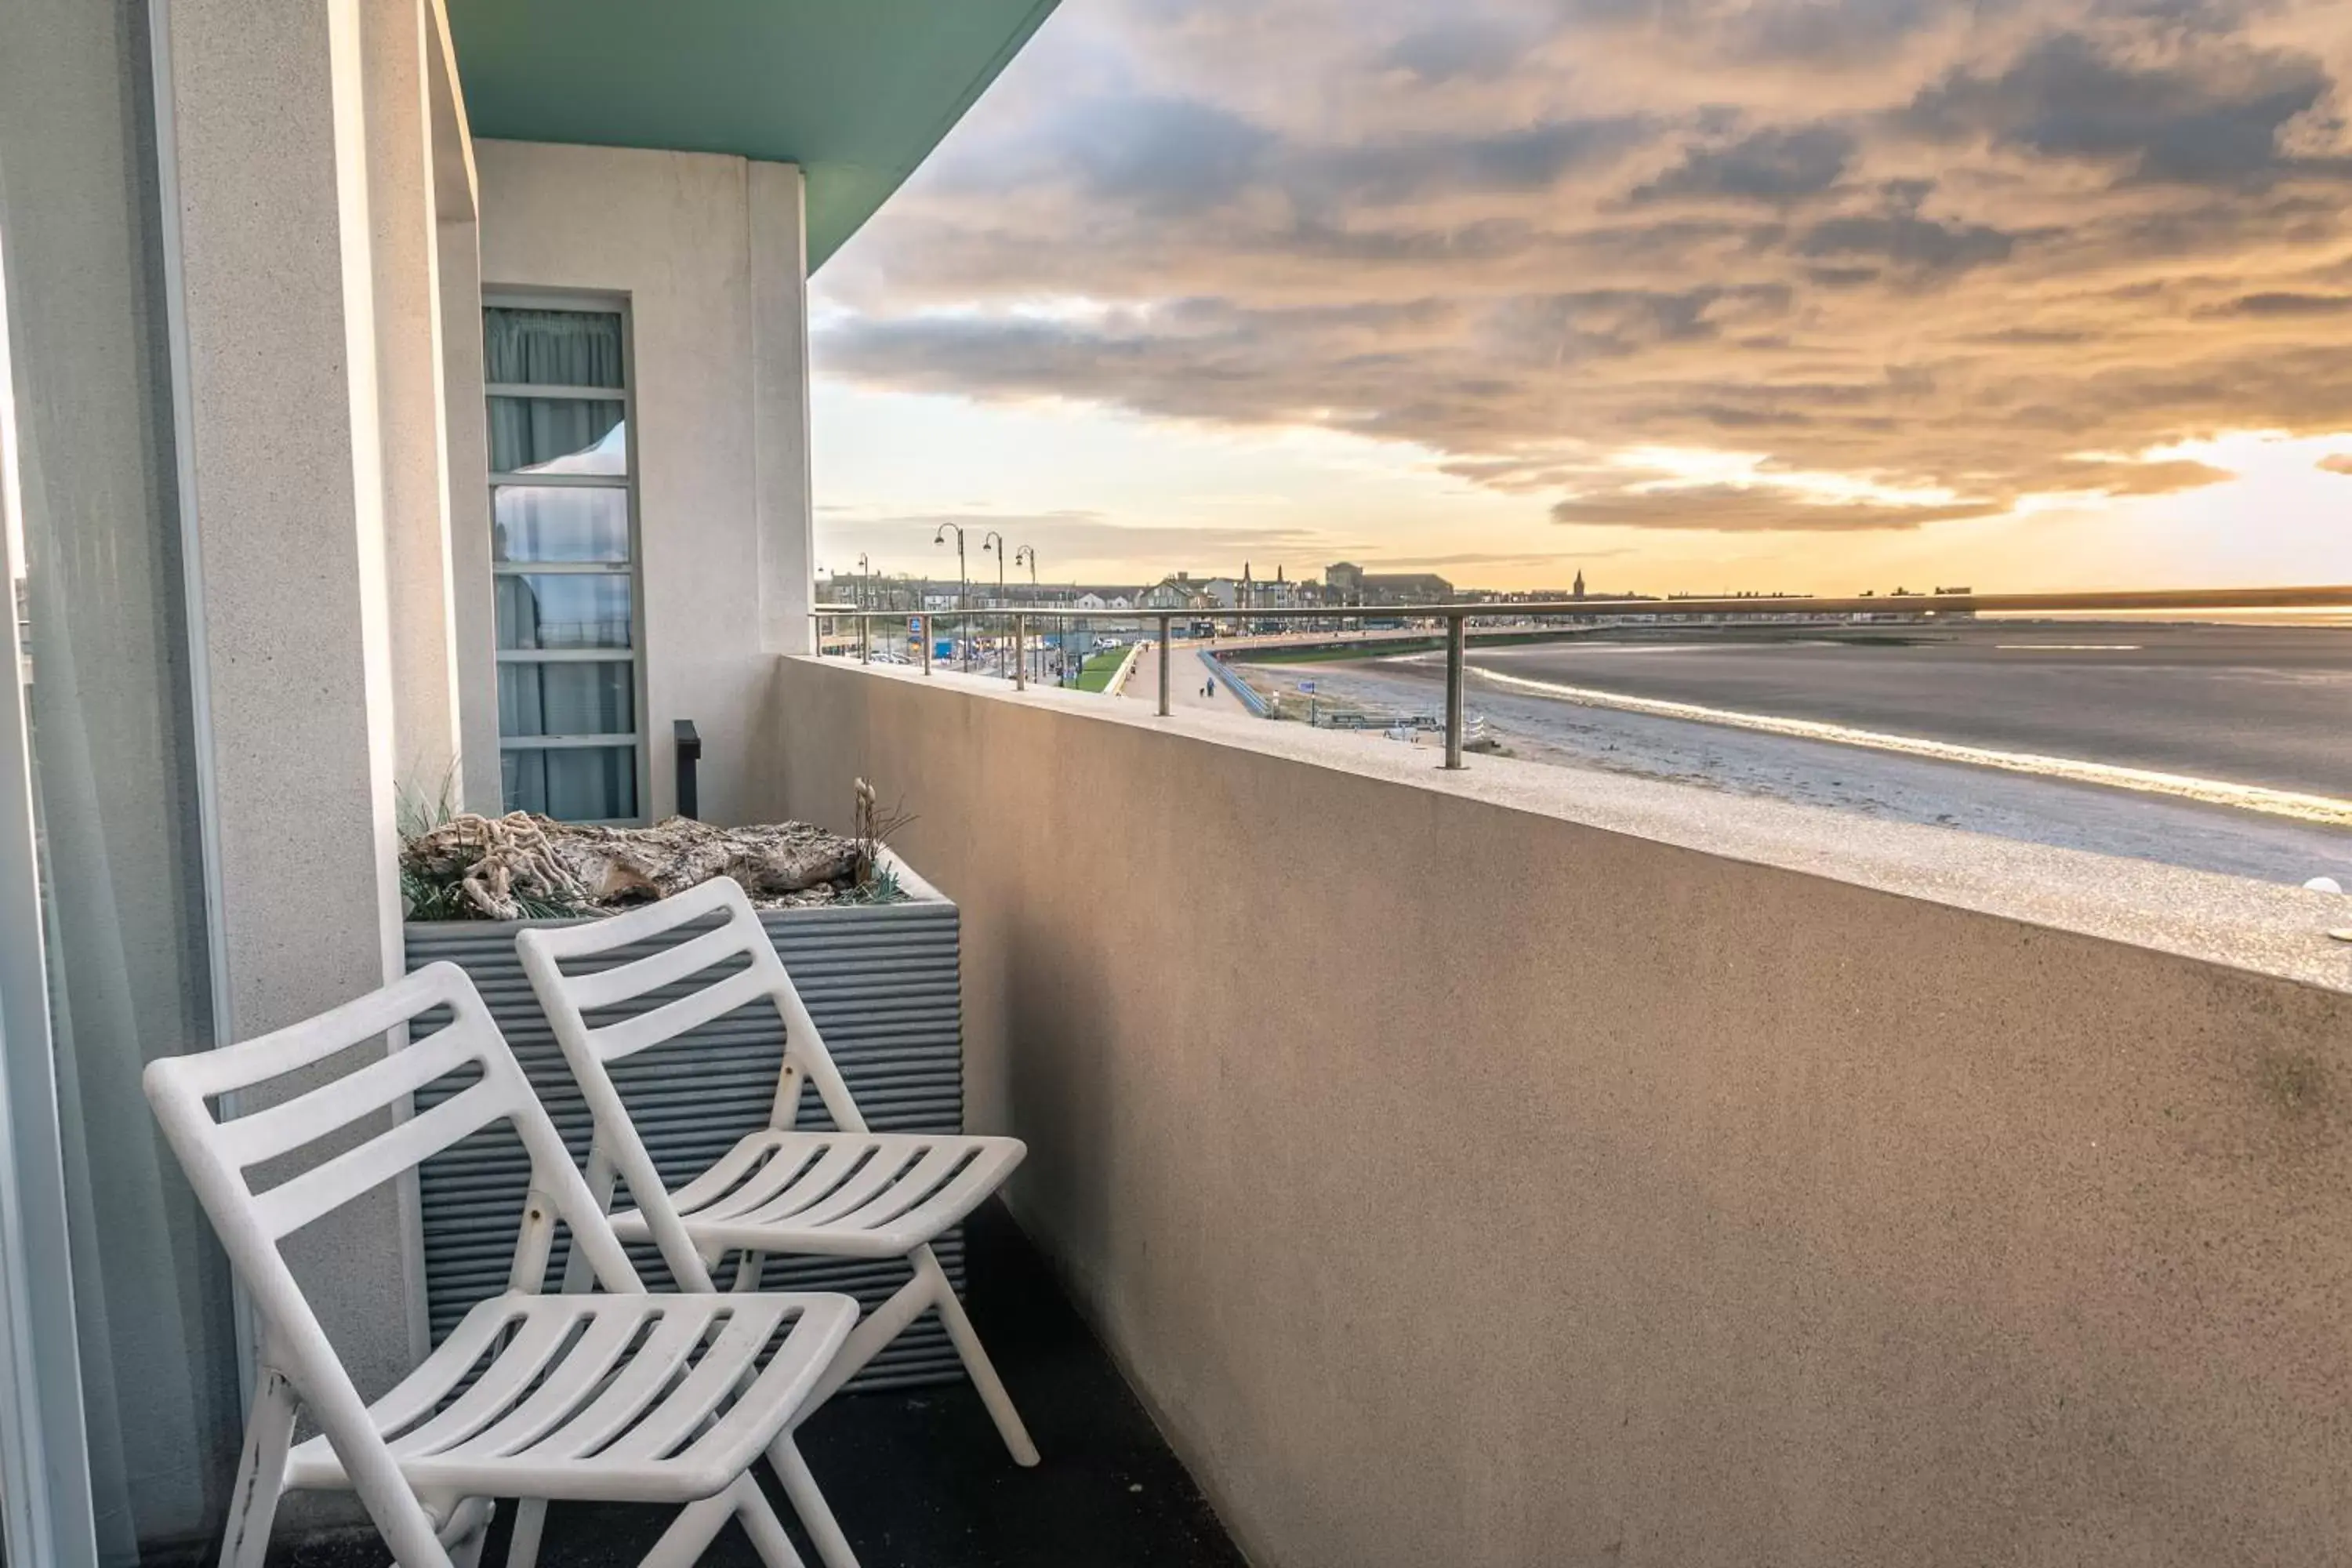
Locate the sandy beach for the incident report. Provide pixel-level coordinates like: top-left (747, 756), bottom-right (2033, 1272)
top-left (1236, 624), bottom-right (2352, 886)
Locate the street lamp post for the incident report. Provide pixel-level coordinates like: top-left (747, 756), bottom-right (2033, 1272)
top-left (855, 552), bottom-right (870, 612)
top-left (982, 529), bottom-right (1007, 678)
top-left (933, 524), bottom-right (967, 670)
top-left (1014, 545), bottom-right (1040, 684)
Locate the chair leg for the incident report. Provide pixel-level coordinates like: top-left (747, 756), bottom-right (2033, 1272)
top-left (637, 1484), bottom-right (753, 1568)
top-left (440, 1497), bottom-right (495, 1568)
top-left (733, 1469), bottom-right (811, 1568)
top-left (220, 1365), bottom-right (299, 1568)
top-left (916, 1245), bottom-right (1040, 1467)
top-left (341, 1428), bottom-right (470, 1566)
top-left (731, 1248), bottom-right (768, 1291)
top-left (798, 1271), bottom-right (935, 1412)
top-left (503, 1498), bottom-right (547, 1568)
top-left (770, 1432), bottom-right (858, 1568)
top-left (793, 1247), bottom-right (1039, 1466)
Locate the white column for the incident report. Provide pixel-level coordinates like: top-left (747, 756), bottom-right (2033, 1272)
top-left (162, 0), bottom-right (416, 1396)
top-left (750, 161), bottom-right (816, 655)
top-left (441, 214), bottom-right (500, 814)
top-left (424, 0), bottom-right (502, 815)
top-left (365, 0), bottom-right (463, 814)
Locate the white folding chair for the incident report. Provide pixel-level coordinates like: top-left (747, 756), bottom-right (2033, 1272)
top-left (144, 960), bottom-right (862, 1568)
top-left (514, 877), bottom-right (1039, 1493)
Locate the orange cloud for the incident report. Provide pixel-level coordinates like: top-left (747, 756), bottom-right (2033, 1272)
top-left (816, 0), bottom-right (2352, 534)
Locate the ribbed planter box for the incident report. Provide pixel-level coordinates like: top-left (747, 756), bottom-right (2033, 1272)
top-left (405, 866), bottom-right (966, 1391)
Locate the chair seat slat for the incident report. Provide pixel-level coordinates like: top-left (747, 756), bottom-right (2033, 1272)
top-left (659, 1131), bottom-right (818, 1214)
top-left (387, 1311), bottom-right (583, 1458)
top-left (829, 1145), bottom-right (977, 1233)
top-left (782, 1143), bottom-right (942, 1230)
top-left (517, 1307), bottom-right (712, 1461)
top-left (281, 1293), bottom-right (857, 1502)
top-left (694, 1138), bottom-right (870, 1226)
top-left (469, 1306), bottom-right (652, 1457)
top-left (591, 1307), bottom-right (775, 1465)
top-left (361, 1302), bottom-right (527, 1438)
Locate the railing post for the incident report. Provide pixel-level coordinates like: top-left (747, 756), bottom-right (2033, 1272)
top-left (920, 612), bottom-right (931, 677)
top-left (1443, 611), bottom-right (1466, 770)
top-left (1157, 615), bottom-right (1172, 716)
top-left (1013, 613), bottom-right (1026, 690)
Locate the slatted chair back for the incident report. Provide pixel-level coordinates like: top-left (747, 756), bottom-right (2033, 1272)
top-left (515, 876), bottom-right (866, 1290)
top-left (143, 961), bottom-right (644, 1560)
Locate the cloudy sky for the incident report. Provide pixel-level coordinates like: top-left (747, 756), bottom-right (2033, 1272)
top-left (810, 0), bottom-right (2352, 595)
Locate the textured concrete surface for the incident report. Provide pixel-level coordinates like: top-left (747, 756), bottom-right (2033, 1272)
top-left (765, 655), bottom-right (2352, 1568)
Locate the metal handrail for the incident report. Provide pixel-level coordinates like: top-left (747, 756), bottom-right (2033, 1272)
top-left (811, 583), bottom-right (2352, 771)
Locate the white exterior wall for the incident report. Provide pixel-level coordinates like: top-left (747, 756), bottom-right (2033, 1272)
top-left (474, 140), bottom-right (815, 825)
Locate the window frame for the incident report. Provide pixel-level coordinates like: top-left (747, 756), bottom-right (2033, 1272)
top-left (482, 290), bottom-right (648, 826)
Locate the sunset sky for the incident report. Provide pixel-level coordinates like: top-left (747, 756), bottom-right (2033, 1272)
top-left (809, 0), bottom-right (2352, 597)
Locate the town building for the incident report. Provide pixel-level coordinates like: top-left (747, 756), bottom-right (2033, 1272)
top-left (1323, 562), bottom-right (1455, 606)
top-left (1137, 572), bottom-right (1215, 610)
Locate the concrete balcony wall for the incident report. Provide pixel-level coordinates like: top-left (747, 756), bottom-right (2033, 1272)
top-left (760, 654), bottom-right (2352, 1568)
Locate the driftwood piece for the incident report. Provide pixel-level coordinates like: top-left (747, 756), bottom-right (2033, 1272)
top-left (402, 812), bottom-right (864, 921)
top-left (548, 817), bottom-right (862, 905)
top-left (401, 811), bottom-right (590, 921)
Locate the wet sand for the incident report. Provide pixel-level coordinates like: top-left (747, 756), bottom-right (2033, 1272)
top-left (1461, 623), bottom-right (2352, 796)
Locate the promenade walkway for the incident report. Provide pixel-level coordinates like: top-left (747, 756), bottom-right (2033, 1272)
top-left (1120, 641), bottom-right (1229, 712)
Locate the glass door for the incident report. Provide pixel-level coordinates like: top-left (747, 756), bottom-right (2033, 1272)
top-left (0, 1), bottom-right (244, 1563)
top-left (0, 111), bottom-right (96, 1568)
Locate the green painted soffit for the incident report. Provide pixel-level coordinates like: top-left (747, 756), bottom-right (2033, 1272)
top-left (445, 0), bottom-right (1060, 270)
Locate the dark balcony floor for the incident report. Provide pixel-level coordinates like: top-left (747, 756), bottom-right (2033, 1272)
top-left (271, 1201), bottom-right (1246, 1568)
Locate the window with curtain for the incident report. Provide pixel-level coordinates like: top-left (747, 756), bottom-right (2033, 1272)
top-left (484, 303), bottom-right (642, 821)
